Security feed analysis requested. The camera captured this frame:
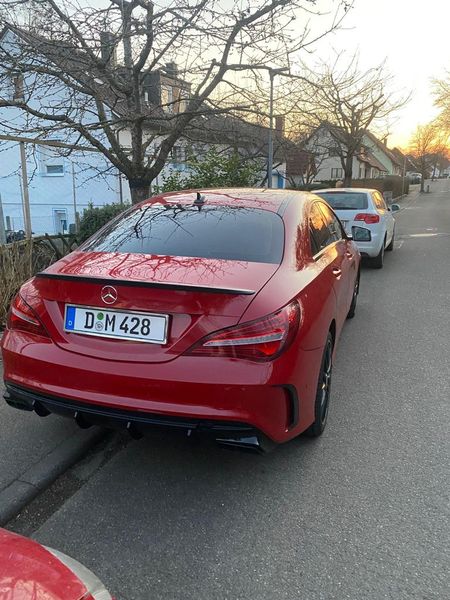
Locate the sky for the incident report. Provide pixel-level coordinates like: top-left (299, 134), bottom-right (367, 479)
top-left (310, 0), bottom-right (449, 148)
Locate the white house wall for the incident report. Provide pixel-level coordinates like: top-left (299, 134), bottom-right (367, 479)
top-left (362, 134), bottom-right (396, 174)
top-left (305, 127), bottom-right (358, 181)
top-left (0, 141), bottom-right (125, 234)
top-left (0, 30), bottom-right (126, 235)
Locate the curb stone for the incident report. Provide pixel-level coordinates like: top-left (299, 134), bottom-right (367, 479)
top-left (0, 426), bottom-right (106, 525)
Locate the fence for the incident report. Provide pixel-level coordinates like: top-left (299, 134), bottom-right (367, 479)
top-left (0, 233), bottom-right (80, 328)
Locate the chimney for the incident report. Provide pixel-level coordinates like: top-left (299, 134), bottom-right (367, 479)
top-left (100, 32), bottom-right (117, 66)
top-left (275, 116), bottom-right (285, 136)
top-left (165, 62), bottom-right (178, 78)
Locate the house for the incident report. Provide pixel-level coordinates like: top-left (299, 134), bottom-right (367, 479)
top-left (362, 132), bottom-right (404, 176)
top-left (0, 27), bottom-right (286, 236)
top-left (304, 123), bottom-right (403, 182)
top-left (390, 147), bottom-right (414, 174)
top-left (0, 27), bottom-right (130, 234)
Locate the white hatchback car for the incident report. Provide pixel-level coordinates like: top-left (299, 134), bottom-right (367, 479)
top-left (314, 188), bottom-right (398, 269)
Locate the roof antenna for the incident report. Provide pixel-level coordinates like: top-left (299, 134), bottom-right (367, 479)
top-left (193, 192), bottom-right (206, 210)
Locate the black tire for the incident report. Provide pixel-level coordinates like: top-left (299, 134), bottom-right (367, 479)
top-left (305, 333), bottom-right (333, 437)
top-left (370, 238), bottom-right (385, 269)
top-left (347, 270), bottom-right (360, 319)
top-left (386, 228), bottom-right (395, 251)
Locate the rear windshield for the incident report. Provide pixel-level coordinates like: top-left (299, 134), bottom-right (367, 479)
top-left (82, 204), bottom-right (284, 264)
top-left (315, 192), bottom-right (368, 210)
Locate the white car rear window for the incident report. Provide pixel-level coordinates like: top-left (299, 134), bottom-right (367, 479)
top-left (316, 192), bottom-right (368, 210)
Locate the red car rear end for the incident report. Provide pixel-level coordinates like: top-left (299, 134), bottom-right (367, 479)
top-left (1, 189), bottom-right (360, 451)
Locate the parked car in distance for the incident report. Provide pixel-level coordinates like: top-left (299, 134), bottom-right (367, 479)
top-left (0, 528), bottom-right (113, 599)
top-left (1, 189), bottom-right (360, 452)
top-left (408, 172), bottom-right (422, 184)
top-left (314, 188), bottom-right (397, 268)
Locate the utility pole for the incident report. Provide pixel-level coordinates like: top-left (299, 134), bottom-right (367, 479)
top-left (19, 142), bottom-right (32, 238)
top-left (401, 155), bottom-right (406, 197)
top-left (72, 162), bottom-right (79, 232)
top-left (267, 67), bottom-right (288, 188)
top-left (0, 193), bottom-right (6, 244)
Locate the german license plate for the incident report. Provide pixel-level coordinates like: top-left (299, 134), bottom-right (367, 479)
top-left (64, 305), bottom-right (168, 344)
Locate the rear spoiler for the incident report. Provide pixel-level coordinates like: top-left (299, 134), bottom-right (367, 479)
top-left (35, 273), bottom-right (255, 295)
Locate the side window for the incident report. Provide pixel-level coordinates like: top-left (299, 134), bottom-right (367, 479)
top-left (373, 192), bottom-right (387, 211)
top-left (318, 202), bottom-right (344, 243)
top-left (309, 203), bottom-right (333, 255)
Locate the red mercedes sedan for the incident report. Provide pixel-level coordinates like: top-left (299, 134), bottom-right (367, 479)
top-left (1, 189), bottom-right (360, 452)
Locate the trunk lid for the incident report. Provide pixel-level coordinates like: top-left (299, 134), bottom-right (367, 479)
top-left (33, 251), bottom-right (279, 363)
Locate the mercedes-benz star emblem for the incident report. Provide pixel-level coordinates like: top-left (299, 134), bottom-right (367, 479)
top-left (101, 285), bottom-right (118, 305)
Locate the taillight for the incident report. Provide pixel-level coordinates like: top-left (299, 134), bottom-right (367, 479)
top-left (186, 301), bottom-right (300, 361)
top-left (354, 213), bottom-right (380, 224)
top-left (7, 293), bottom-right (49, 337)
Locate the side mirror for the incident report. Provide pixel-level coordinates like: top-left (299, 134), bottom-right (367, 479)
top-left (390, 203), bottom-right (400, 212)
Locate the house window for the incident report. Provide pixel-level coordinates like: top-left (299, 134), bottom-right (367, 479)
top-left (171, 145), bottom-right (185, 162)
top-left (46, 164), bottom-right (64, 175)
top-left (331, 168), bottom-right (343, 179)
top-left (13, 74), bottom-right (24, 101)
top-left (178, 91), bottom-right (189, 113)
top-left (161, 85), bottom-right (173, 112)
top-left (39, 146), bottom-right (65, 176)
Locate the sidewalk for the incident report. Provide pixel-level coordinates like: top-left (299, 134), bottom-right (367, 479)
top-left (0, 357), bottom-right (104, 524)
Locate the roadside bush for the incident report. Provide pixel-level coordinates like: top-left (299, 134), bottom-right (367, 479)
top-left (288, 176), bottom-right (409, 198)
top-left (156, 148), bottom-right (262, 193)
top-left (0, 238), bottom-right (60, 328)
top-left (78, 202), bottom-right (129, 243)
top-left (287, 181), bottom-right (335, 191)
top-left (349, 176), bottom-right (409, 198)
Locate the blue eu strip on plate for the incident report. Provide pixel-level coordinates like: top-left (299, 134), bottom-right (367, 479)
top-left (65, 306), bottom-right (76, 330)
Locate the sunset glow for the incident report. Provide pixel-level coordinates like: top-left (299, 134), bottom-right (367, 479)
top-left (311, 0), bottom-right (449, 148)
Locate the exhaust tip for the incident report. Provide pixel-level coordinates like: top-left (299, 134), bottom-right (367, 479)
top-left (126, 421), bottom-right (143, 440)
top-left (74, 411), bottom-right (92, 429)
top-left (33, 400), bottom-right (50, 417)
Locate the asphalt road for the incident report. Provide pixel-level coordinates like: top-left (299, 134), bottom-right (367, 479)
top-left (7, 179), bottom-right (450, 599)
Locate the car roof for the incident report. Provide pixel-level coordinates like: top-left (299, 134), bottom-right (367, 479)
top-left (139, 188), bottom-right (312, 215)
top-left (314, 188), bottom-right (374, 194)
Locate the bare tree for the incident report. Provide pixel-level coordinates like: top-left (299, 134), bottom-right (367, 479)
top-left (408, 123), bottom-right (447, 192)
top-left (0, 0), bottom-right (351, 203)
top-left (433, 73), bottom-right (450, 132)
top-left (296, 54), bottom-right (407, 185)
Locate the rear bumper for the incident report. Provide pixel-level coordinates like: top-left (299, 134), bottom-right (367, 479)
top-left (354, 239), bottom-right (383, 257)
top-left (4, 383), bottom-right (276, 453)
top-left (1, 331), bottom-right (321, 444)
top-left (353, 230), bottom-right (385, 257)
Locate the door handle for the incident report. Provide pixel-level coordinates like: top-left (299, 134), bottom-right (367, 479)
top-left (332, 267), bottom-right (342, 277)
top-left (346, 251), bottom-right (353, 259)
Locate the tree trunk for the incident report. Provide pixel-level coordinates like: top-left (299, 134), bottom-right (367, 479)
top-left (128, 178), bottom-right (152, 204)
top-left (343, 154), bottom-right (353, 187)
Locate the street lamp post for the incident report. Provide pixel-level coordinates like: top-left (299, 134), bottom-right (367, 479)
top-left (267, 67), bottom-right (288, 188)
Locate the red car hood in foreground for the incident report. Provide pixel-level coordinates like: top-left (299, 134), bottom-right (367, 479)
top-left (0, 529), bottom-right (112, 600)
